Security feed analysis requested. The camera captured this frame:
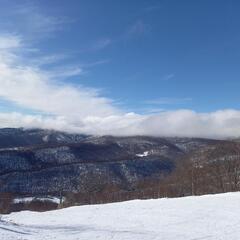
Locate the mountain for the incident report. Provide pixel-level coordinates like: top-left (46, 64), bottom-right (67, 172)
top-left (0, 128), bottom-right (239, 213)
top-left (0, 128), bottom-right (87, 149)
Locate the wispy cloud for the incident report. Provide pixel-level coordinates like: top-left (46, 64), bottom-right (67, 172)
top-left (144, 4), bottom-right (162, 12)
top-left (163, 73), bottom-right (175, 81)
top-left (46, 65), bottom-right (84, 78)
top-left (143, 108), bottom-right (166, 114)
top-left (145, 97), bottom-right (192, 105)
top-left (81, 59), bottom-right (110, 68)
top-left (0, 1), bottom-right (69, 41)
top-left (80, 20), bottom-right (149, 53)
top-left (30, 54), bottom-right (68, 67)
top-left (90, 38), bottom-right (112, 51)
top-left (126, 20), bottom-right (151, 38)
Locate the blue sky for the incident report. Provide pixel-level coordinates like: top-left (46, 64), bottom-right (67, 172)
top-left (0, 0), bottom-right (240, 137)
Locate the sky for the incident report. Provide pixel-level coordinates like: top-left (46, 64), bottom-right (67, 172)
top-left (0, 0), bottom-right (240, 138)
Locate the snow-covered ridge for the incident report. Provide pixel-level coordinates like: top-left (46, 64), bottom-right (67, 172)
top-left (13, 196), bottom-right (64, 204)
top-left (1, 192), bottom-right (240, 240)
top-left (136, 151), bottom-right (149, 157)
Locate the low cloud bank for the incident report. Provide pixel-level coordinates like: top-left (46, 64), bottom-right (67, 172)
top-left (1, 110), bottom-right (240, 139)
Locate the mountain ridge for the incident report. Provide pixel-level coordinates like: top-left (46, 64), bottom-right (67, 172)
top-left (0, 128), bottom-right (239, 213)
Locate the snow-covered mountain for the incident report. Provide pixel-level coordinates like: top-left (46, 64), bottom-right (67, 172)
top-left (0, 128), bottom-right (239, 213)
top-left (1, 192), bottom-right (240, 240)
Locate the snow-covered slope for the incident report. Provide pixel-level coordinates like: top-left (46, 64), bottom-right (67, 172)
top-left (1, 192), bottom-right (240, 240)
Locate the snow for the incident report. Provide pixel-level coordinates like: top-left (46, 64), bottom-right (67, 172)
top-left (1, 192), bottom-right (240, 240)
top-left (42, 135), bottom-right (49, 142)
top-left (13, 197), bottom-right (63, 204)
top-left (136, 151), bottom-right (149, 157)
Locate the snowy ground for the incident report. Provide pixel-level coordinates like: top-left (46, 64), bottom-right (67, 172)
top-left (1, 192), bottom-right (240, 240)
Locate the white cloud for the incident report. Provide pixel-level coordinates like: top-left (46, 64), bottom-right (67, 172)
top-left (0, 35), bottom-right (119, 118)
top-left (137, 110), bottom-right (240, 139)
top-left (0, 63), bottom-right (118, 119)
top-left (1, 109), bottom-right (240, 139)
top-left (0, 35), bottom-right (22, 49)
top-left (0, 35), bottom-right (240, 139)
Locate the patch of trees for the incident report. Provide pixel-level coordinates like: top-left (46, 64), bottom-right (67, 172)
top-left (157, 142), bottom-right (240, 197)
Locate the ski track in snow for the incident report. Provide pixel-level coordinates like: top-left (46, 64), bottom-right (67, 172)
top-left (1, 192), bottom-right (240, 240)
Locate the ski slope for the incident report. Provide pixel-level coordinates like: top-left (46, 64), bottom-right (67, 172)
top-left (1, 192), bottom-right (240, 240)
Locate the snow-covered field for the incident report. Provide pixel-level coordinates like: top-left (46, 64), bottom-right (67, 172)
top-left (1, 192), bottom-right (240, 240)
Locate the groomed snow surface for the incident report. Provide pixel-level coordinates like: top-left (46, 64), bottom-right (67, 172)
top-left (1, 192), bottom-right (240, 240)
